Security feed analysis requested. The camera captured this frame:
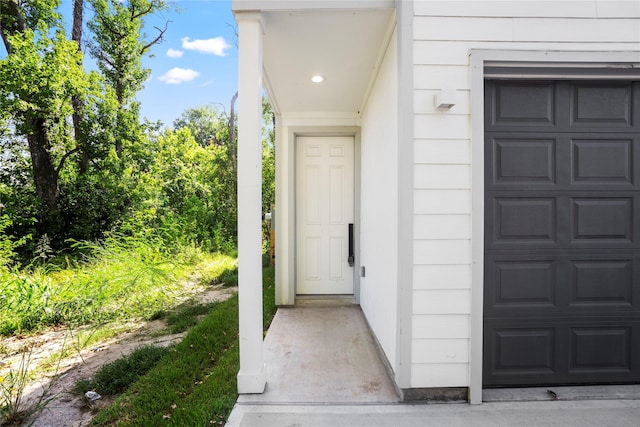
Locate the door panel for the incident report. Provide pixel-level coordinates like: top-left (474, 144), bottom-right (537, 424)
top-left (296, 136), bottom-right (354, 295)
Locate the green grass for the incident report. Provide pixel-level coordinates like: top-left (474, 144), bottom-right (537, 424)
top-left (162, 301), bottom-right (221, 334)
top-left (0, 236), bottom-right (237, 336)
top-left (91, 266), bottom-right (276, 426)
top-left (74, 345), bottom-right (170, 396)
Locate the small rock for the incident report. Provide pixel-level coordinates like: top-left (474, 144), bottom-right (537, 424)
top-left (85, 391), bottom-right (102, 402)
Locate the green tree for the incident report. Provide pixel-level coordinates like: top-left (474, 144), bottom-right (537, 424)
top-left (173, 105), bottom-right (238, 249)
top-left (174, 105), bottom-right (231, 148)
top-left (0, 0), bottom-right (87, 212)
top-left (87, 0), bottom-right (168, 155)
top-left (0, 0), bottom-right (170, 251)
top-left (262, 99), bottom-right (275, 207)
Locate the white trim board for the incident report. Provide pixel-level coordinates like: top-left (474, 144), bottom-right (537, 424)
top-left (233, 0), bottom-right (395, 12)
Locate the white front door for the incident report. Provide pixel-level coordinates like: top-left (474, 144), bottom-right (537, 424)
top-left (296, 136), bottom-right (355, 295)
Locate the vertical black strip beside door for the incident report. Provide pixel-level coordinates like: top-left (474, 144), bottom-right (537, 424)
top-left (483, 79), bottom-right (640, 386)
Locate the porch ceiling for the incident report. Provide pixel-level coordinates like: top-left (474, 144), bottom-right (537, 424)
top-left (260, 8), bottom-right (395, 114)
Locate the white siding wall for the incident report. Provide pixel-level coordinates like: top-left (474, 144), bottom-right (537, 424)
top-left (411, 0), bottom-right (640, 388)
top-left (360, 30), bottom-right (399, 372)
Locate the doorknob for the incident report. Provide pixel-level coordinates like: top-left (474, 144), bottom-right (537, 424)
top-left (348, 223), bottom-right (354, 267)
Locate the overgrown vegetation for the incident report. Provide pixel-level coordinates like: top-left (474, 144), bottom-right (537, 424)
top-left (91, 266), bottom-right (276, 426)
top-left (0, 0), bottom-right (275, 337)
top-left (1, 2), bottom-right (277, 425)
top-left (0, 245), bottom-right (238, 335)
top-left (0, 253), bottom-right (242, 426)
top-left (1, 2), bottom-right (275, 263)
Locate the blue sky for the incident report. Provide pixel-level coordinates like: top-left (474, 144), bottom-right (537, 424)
top-left (138, 0), bottom-right (238, 125)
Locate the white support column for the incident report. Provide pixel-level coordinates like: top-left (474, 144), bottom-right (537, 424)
top-left (236, 11), bottom-right (266, 394)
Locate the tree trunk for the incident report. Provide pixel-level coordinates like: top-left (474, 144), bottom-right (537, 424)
top-left (27, 118), bottom-right (60, 210)
top-left (71, 0), bottom-right (89, 173)
top-left (115, 80), bottom-right (125, 155)
top-left (0, 0), bottom-right (25, 54)
top-left (2, 1), bottom-right (60, 210)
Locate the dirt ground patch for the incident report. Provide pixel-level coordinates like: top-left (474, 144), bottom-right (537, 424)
top-left (1, 284), bottom-right (236, 427)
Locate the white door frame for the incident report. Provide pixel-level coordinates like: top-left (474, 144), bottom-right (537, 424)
top-left (274, 125), bottom-right (361, 305)
top-left (469, 49), bottom-right (640, 404)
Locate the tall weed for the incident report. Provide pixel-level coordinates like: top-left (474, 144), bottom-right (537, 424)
top-left (0, 347), bottom-right (33, 425)
top-left (0, 214), bottom-right (29, 270)
top-left (0, 233), bottom-right (234, 336)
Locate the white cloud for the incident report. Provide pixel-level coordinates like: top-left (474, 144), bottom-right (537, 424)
top-left (181, 36), bottom-right (230, 56)
top-left (159, 67), bottom-right (200, 85)
top-left (166, 48), bottom-right (184, 58)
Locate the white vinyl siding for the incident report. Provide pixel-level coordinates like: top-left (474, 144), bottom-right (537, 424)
top-left (414, 190), bottom-right (471, 214)
top-left (414, 65), bottom-right (469, 89)
top-left (415, 164), bottom-right (470, 189)
top-left (413, 314), bottom-right (470, 339)
top-left (359, 29), bottom-right (399, 373)
top-left (414, 215), bottom-right (470, 240)
top-left (411, 363), bottom-right (469, 388)
top-left (414, 115), bottom-right (470, 139)
top-left (414, 240), bottom-right (471, 265)
top-left (414, 140), bottom-right (470, 164)
top-left (414, 264), bottom-right (472, 290)
top-left (410, 0), bottom-right (640, 390)
top-left (413, 289), bottom-right (471, 314)
top-left (412, 339), bottom-right (469, 364)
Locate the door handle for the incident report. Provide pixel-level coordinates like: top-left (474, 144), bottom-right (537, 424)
top-left (348, 223), bottom-right (355, 266)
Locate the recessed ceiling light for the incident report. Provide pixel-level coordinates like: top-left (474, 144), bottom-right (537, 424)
top-left (311, 75), bottom-right (325, 83)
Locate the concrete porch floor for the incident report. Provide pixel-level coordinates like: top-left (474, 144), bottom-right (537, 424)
top-left (236, 303), bottom-right (400, 404)
top-left (227, 302), bottom-right (640, 427)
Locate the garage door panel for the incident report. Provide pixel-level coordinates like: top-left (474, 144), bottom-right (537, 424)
top-left (571, 197), bottom-right (634, 242)
top-left (486, 193), bottom-right (639, 249)
top-left (486, 259), bottom-right (557, 309)
top-left (486, 135), bottom-right (560, 187)
top-left (570, 326), bottom-right (632, 372)
top-left (486, 193), bottom-right (567, 249)
top-left (570, 82), bottom-right (634, 127)
top-left (570, 260), bottom-right (634, 306)
top-left (493, 197), bottom-right (557, 243)
top-left (566, 192), bottom-right (639, 249)
top-left (484, 320), bottom-right (640, 386)
top-left (491, 138), bottom-right (556, 184)
top-left (489, 326), bottom-right (557, 374)
top-left (572, 138), bottom-right (633, 184)
top-left (487, 134), bottom-right (640, 190)
top-left (486, 252), bottom-right (639, 315)
top-left (487, 81), bottom-right (640, 133)
top-left (487, 81), bottom-right (556, 128)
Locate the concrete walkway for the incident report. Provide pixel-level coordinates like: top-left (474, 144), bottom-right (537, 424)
top-left (226, 304), bottom-right (640, 426)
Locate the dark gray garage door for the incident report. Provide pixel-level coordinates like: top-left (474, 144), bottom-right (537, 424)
top-left (484, 79), bottom-right (640, 386)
